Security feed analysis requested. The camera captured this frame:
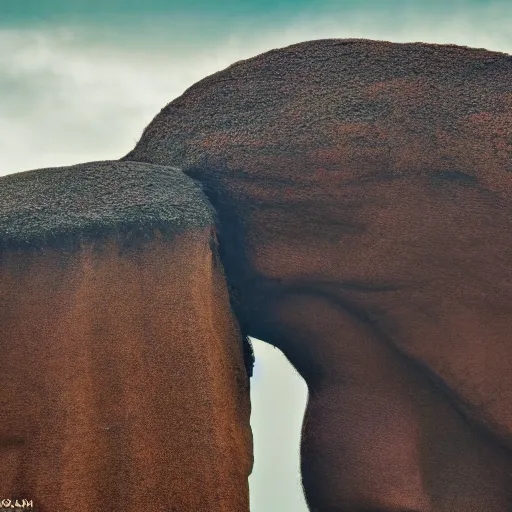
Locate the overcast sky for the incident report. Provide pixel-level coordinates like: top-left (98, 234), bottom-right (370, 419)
top-left (1, 1), bottom-right (511, 510)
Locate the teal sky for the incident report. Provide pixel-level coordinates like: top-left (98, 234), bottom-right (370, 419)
top-left (0, 0), bottom-right (460, 21)
top-left (3, 0), bottom-right (336, 27)
top-left (1, 1), bottom-right (511, 511)
top-left (0, 0), bottom-right (504, 17)
top-left (2, 1), bottom-right (511, 57)
top-left (2, 0), bottom-right (510, 32)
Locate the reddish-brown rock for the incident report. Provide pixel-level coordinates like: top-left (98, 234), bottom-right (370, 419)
top-left (124, 39), bottom-right (512, 510)
top-left (0, 161), bottom-right (253, 512)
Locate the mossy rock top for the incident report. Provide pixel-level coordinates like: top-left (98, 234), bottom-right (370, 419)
top-left (123, 38), bottom-right (512, 183)
top-left (0, 160), bottom-right (214, 251)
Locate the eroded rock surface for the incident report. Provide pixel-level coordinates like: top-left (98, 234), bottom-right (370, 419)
top-left (0, 161), bottom-right (253, 512)
top-left (124, 40), bottom-right (512, 511)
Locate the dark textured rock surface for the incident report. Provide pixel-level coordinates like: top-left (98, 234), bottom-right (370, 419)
top-left (0, 160), bottom-right (214, 251)
top-left (124, 38), bottom-right (512, 181)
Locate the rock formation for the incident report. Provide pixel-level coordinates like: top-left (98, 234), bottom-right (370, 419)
top-left (2, 38), bottom-right (511, 511)
top-left (0, 161), bottom-right (253, 511)
top-left (123, 39), bottom-right (512, 511)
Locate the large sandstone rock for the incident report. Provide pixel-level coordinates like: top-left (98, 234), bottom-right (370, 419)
top-left (0, 161), bottom-right (253, 512)
top-left (123, 39), bottom-right (512, 511)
